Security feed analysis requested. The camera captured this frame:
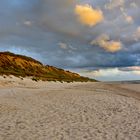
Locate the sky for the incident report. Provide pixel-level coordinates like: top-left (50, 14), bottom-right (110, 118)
top-left (0, 0), bottom-right (140, 81)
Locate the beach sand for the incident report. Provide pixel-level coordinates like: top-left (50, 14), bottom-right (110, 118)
top-left (0, 76), bottom-right (140, 140)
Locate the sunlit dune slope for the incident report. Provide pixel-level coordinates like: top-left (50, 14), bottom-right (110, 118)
top-left (0, 52), bottom-right (96, 82)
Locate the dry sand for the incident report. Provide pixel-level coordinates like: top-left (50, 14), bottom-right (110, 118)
top-left (0, 76), bottom-right (140, 140)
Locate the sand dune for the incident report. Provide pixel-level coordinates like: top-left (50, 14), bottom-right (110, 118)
top-left (0, 76), bottom-right (140, 140)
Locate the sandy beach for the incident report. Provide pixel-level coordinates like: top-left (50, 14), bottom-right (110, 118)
top-left (0, 76), bottom-right (140, 140)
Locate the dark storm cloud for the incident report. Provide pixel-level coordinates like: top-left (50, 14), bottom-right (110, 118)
top-left (0, 0), bottom-right (140, 80)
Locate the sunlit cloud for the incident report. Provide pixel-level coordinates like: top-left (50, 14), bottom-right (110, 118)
top-left (120, 7), bottom-right (134, 24)
top-left (125, 15), bottom-right (133, 24)
top-left (75, 4), bottom-right (103, 27)
top-left (91, 34), bottom-right (122, 52)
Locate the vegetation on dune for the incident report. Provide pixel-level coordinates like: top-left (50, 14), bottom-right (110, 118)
top-left (0, 52), bottom-right (97, 82)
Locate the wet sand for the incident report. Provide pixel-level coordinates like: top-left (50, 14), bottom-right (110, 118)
top-left (0, 76), bottom-right (140, 140)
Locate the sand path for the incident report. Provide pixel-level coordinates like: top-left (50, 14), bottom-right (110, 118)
top-left (0, 80), bottom-right (140, 140)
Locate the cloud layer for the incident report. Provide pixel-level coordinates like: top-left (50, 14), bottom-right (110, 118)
top-left (78, 66), bottom-right (140, 81)
top-left (0, 0), bottom-right (140, 81)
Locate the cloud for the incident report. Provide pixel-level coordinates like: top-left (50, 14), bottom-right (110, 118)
top-left (125, 15), bottom-right (133, 24)
top-left (119, 66), bottom-right (140, 75)
top-left (105, 41), bottom-right (122, 52)
top-left (133, 27), bottom-right (140, 41)
top-left (130, 2), bottom-right (138, 8)
top-left (75, 4), bottom-right (103, 26)
top-left (120, 7), bottom-right (134, 24)
top-left (91, 34), bottom-right (122, 52)
top-left (58, 42), bottom-right (68, 50)
top-left (105, 0), bottom-right (125, 10)
top-left (23, 20), bottom-right (32, 26)
top-left (58, 42), bottom-right (76, 51)
top-left (87, 68), bottom-right (120, 77)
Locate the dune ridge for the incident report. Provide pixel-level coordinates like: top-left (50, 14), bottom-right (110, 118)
top-left (0, 52), bottom-right (95, 82)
